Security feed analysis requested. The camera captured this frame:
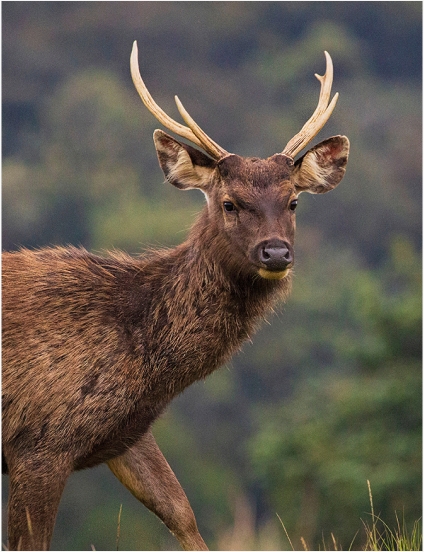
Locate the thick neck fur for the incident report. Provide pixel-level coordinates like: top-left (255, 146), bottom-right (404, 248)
top-left (114, 206), bottom-right (292, 399)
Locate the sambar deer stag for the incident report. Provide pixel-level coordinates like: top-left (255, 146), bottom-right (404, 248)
top-left (2, 41), bottom-right (349, 550)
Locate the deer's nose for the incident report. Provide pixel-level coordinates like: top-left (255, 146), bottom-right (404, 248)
top-left (256, 240), bottom-right (293, 271)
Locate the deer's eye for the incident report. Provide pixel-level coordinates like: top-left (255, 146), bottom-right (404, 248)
top-left (223, 201), bottom-right (236, 213)
top-left (289, 199), bottom-right (298, 211)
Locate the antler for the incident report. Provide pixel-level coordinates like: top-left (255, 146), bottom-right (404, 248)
top-left (130, 41), bottom-right (229, 160)
top-left (282, 51), bottom-right (339, 158)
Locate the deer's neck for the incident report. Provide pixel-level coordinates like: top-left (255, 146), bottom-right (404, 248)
top-left (123, 210), bottom-right (292, 398)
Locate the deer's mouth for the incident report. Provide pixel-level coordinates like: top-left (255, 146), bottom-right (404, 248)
top-left (258, 267), bottom-right (291, 280)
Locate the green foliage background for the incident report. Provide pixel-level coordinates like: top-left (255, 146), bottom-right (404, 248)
top-left (2, 2), bottom-right (421, 550)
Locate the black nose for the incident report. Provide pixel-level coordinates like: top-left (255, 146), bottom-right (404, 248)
top-left (257, 240), bottom-right (293, 271)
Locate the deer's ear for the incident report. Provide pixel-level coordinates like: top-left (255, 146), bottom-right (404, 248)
top-left (154, 129), bottom-right (216, 191)
top-left (293, 135), bottom-right (349, 194)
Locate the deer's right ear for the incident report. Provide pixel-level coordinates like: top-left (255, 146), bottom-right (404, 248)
top-left (292, 135), bottom-right (350, 195)
top-left (153, 130), bottom-right (216, 191)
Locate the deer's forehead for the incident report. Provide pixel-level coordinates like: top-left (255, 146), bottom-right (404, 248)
top-left (218, 154), bottom-right (294, 188)
top-left (217, 155), bottom-right (295, 200)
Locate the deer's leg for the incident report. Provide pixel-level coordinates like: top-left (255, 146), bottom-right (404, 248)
top-left (6, 454), bottom-right (71, 551)
top-left (108, 430), bottom-right (208, 551)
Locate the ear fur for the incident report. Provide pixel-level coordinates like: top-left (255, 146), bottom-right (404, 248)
top-left (153, 129), bottom-right (216, 191)
top-left (293, 135), bottom-right (350, 194)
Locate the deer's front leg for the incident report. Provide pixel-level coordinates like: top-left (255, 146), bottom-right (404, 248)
top-left (6, 453), bottom-right (71, 551)
top-left (107, 430), bottom-right (208, 551)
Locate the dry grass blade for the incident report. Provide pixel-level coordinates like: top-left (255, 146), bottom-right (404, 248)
top-left (276, 513), bottom-right (295, 551)
top-left (367, 479), bottom-right (378, 548)
top-left (24, 508), bottom-right (35, 550)
top-left (116, 504), bottom-right (123, 551)
top-left (300, 536), bottom-right (309, 551)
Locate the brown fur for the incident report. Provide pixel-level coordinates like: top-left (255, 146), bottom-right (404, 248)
top-left (2, 124), bottom-right (349, 549)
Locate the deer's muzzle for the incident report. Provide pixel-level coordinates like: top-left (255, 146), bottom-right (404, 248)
top-left (251, 239), bottom-right (294, 279)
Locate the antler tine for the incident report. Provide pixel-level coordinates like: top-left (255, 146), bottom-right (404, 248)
top-left (174, 96), bottom-right (229, 160)
top-left (282, 51), bottom-right (339, 159)
top-left (130, 41), bottom-right (228, 160)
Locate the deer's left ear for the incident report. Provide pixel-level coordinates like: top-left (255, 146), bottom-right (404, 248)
top-left (154, 129), bottom-right (216, 192)
top-left (293, 135), bottom-right (349, 194)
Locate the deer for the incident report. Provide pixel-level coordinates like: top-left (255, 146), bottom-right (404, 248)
top-left (2, 40), bottom-right (349, 551)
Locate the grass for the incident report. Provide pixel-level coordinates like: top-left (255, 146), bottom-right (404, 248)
top-left (361, 480), bottom-right (422, 551)
top-left (12, 482), bottom-right (417, 551)
top-left (279, 481), bottom-right (422, 551)
top-left (103, 484), bottom-right (421, 551)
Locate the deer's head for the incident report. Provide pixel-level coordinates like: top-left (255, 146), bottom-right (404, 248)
top-left (131, 42), bottom-right (349, 280)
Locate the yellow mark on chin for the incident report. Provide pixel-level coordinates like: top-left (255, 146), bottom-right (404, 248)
top-left (258, 268), bottom-right (290, 280)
